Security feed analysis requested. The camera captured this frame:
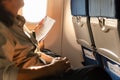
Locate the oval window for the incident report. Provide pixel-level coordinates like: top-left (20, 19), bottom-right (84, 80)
top-left (23, 0), bottom-right (47, 23)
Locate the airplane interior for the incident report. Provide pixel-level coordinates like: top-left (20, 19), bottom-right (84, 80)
top-left (4, 0), bottom-right (120, 80)
top-left (19, 0), bottom-right (120, 80)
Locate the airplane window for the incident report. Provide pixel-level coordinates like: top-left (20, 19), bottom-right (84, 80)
top-left (22, 0), bottom-right (47, 23)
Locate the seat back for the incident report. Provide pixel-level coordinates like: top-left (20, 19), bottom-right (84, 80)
top-left (90, 17), bottom-right (120, 80)
top-left (71, 0), bottom-right (101, 66)
top-left (89, 1), bottom-right (120, 79)
top-left (72, 16), bottom-right (91, 49)
top-left (72, 16), bottom-right (99, 65)
top-left (90, 17), bottom-right (120, 60)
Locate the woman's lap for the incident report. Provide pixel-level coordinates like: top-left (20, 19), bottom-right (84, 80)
top-left (35, 65), bottom-right (112, 80)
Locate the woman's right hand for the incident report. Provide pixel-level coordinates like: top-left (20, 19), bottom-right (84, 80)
top-left (50, 57), bottom-right (71, 75)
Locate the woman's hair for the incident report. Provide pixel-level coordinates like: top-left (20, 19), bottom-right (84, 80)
top-left (0, 1), bottom-right (14, 27)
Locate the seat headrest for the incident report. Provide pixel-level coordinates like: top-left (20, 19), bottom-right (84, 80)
top-left (89, 0), bottom-right (120, 19)
top-left (71, 0), bottom-right (87, 16)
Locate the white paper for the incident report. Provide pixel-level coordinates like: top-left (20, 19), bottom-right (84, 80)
top-left (107, 61), bottom-right (120, 77)
top-left (35, 16), bottom-right (56, 42)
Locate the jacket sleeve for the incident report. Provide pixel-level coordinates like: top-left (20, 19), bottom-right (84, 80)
top-left (3, 63), bottom-right (19, 80)
top-left (0, 26), bottom-right (19, 80)
top-left (0, 59), bottom-right (19, 80)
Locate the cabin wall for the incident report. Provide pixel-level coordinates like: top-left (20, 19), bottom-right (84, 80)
top-left (44, 0), bottom-right (83, 68)
top-left (62, 0), bottom-right (83, 68)
top-left (44, 0), bottom-right (63, 55)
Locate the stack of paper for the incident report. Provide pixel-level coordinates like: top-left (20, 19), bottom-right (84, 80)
top-left (35, 16), bottom-right (56, 42)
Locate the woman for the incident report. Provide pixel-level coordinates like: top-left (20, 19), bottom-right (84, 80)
top-left (0, 0), bottom-right (71, 79)
top-left (0, 0), bottom-right (112, 80)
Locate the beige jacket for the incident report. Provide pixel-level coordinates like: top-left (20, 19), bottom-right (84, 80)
top-left (0, 16), bottom-right (43, 80)
top-left (0, 22), bottom-right (18, 80)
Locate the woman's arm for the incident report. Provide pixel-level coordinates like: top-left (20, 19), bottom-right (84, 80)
top-left (17, 57), bottom-right (71, 80)
top-left (40, 52), bottom-right (54, 64)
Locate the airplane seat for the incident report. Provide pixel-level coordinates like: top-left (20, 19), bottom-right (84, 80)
top-left (72, 16), bottom-right (101, 66)
top-left (89, 0), bottom-right (120, 80)
top-left (71, 0), bottom-right (102, 66)
top-left (90, 17), bottom-right (120, 80)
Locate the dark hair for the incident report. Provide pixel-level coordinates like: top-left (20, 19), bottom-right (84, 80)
top-left (0, 2), bottom-right (14, 27)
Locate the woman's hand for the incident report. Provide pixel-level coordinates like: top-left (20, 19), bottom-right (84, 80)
top-left (34, 16), bottom-right (46, 31)
top-left (50, 57), bottom-right (71, 74)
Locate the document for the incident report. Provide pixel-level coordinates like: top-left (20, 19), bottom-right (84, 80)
top-left (35, 16), bottom-right (56, 42)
